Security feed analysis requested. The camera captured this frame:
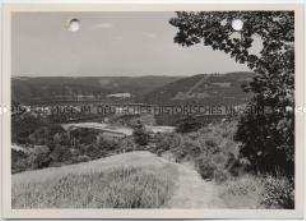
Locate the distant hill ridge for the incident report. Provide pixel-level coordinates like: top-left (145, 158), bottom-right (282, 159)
top-left (12, 72), bottom-right (254, 105)
top-left (138, 71), bottom-right (254, 105)
top-left (12, 76), bottom-right (181, 104)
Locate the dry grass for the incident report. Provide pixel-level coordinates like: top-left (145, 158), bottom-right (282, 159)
top-left (218, 174), bottom-right (265, 209)
top-left (12, 152), bottom-right (178, 208)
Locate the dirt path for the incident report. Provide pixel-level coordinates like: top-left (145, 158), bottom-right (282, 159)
top-left (187, 75), bottom-right (207, 95)
top-left (164, 159), bottom-right (227, 208)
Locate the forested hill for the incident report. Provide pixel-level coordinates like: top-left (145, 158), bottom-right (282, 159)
top-left (12, 76), bottom-right (181, 104)
top-left (137, 72), bottom-right (254, 105)
top-left (12, 72), bottom-right (254, 105)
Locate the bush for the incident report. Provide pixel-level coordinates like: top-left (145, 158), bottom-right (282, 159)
top-left (29, 145), bottom-right (51, 169)
top-left (73, 155), bottom-right (91, 163)
top-left (49, 144), bottom-right (71, 163)
top-left (196, 152), bottom-right (231, 183)
top-left (12, 113), bottom-right (47, 144)
top-left (219, 174), bottom-right (294, 209)
top-left (213, 168), bottom-right (230, 183)
top-left (118, 137), bottom-right (137, 153)
top-left (219, 175), bottom-right (265, 208)
top-left (133, 122), bottom-right (149, 146)
top-left (169, 120), bottom-right (241, 182)
top-left (70, 128), bottom-right (99, 145)
top-left (261, 175), bottom-right (294, 209)
top-left (148, 133), bottom-right (182, 160)
top-left (12, 149), bottom-right (30, 173)
top-left (197, 159), bottom-right (215, 180)
top-left (12, 130), bottom-right (124, 173)
top-left (235, 111), bottom-right (294, 176)
top-left (176, 116), bottom-right (203, 133)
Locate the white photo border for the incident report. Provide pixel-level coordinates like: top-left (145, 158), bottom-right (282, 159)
top-left (1, 3), bottom-right (304, 219)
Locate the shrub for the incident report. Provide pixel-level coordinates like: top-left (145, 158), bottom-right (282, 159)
top-left (29, 145), bottom-right (51, 169)
top-left (196, 158), bottom-right (215, 180)
top-left (118, 137), bottom-right (137, 153)
top-left (133, 122), bottom-right (149, 146)
top-left (176, 116), bottom-right (203, 133)
top-left (73, 155), bottom-right (91, 163)
top-left (28, 127), bottom-right (49, 145)
top-left (213, 168), bottom-right (230, 183)
top-left (11, 112), bottom-right (47, 144)
top-left (196, 152), bottom-right (231, 183)
top-left (70, 128), bottom-right (99, 145)
top-left (261, 175), bottom-right (294, 209)
top-left (219, 174), bottom-right (294, 209)
top-left (49, 144), bottom-right (71, 164)
top-left (11, 149), bottom-right (30, 173)
top-left (235, 111), bottom-right (294, 176)
top-left (219, 175), bottom-right (265, 208)
top-left (172, 120), bottom-right (241, 182)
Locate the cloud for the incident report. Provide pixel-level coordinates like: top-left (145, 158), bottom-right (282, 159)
top-left (142, 32), bottom-right (157, 39)
top-left (91, 23), bottom-right (113, 30)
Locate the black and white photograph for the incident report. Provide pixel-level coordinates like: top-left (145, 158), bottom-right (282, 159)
top-left (1, 2), bottom-right (305, 219)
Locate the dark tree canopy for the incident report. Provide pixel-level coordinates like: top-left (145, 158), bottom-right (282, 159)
top-left (170, 11), bottom-right (294, 175)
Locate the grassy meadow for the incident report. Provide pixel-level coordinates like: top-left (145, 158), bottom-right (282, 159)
top-left (12, 152), bottom-right (178, 208)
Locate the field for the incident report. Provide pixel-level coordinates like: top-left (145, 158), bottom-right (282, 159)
top-left (12, 152), bottom-right (178, 208)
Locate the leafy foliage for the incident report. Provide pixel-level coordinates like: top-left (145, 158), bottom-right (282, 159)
top-left (11, 112), bottom-right (47, 144)
top-left (176, 116), bottom-right (204, 133)
top-left (132, 121), bottom-right (150, 146)
top-left (170, 11), bottom-right (294, 175)
top-left (220, 174), bottom-right (294, 209)
top-left (261, 175), bottom-right (294, 209)
top-left (12, 124), bottom-right (122, 173)
top-left (153, 120), bottom-right (244, 182)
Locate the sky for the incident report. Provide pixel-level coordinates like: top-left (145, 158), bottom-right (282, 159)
top-left (12, 12), bottom-right (250, 77)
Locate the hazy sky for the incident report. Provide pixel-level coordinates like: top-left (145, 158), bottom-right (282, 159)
top-left (12, 12), bottom-right (250, 77)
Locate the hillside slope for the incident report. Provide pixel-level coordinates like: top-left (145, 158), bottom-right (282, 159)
top-left (139, 72), bottom-right (254, 105)
top-left (12, 151), bottom-right (178, 208)
top-left (12, 151), bottom-right (226, 209)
